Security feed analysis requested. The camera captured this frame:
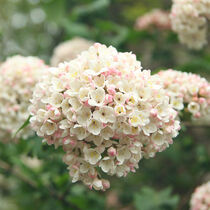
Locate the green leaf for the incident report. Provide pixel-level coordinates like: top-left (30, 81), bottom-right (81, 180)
top-left (42, 0), bottom-right (67, 24)
top-left (134, 187), bottom-right (179, 210)
top-left (95, 20), bottom-right (129, 47)
top-left (71, 0), bottom-right (110, 18)
top-left (61, 19), bottom-right (93, 38)
top-left (13, 115), bottom-right (32, 139)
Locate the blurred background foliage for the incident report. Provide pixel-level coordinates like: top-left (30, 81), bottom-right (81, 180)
top-left (0, 0), bottom-right (209, 209)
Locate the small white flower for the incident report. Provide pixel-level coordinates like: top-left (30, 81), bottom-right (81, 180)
top-left (63, 153), bottom-right (75, 165)
top-left (99, 157), bottom-right (115, 173)
top-left (76, 107), bottom-right (92, 126)
top-left (156, 101), bottom-right (170, 120)
top-left (152, 132), bottom-right (165, 146)
top-left (51, 77), bottom-right (66, 92)
top-left (69, 97), bottom-right (82, 111)
top-left (59, 119), bottom-right (71, 129)
top-left (126, 94), bottom-right (138, 107)
top-left (46, 108), bottom-right (61, 121)
top-left (80, 162), bottom-right (92, 174)
top-left (119, 80), bottom-right (134, 93)
top-left (114, 92), bottom-right (126, 104)
top-left (116, 165), bottom-right (129, 177)
top-left (171, 97), bottom-right (184, 110)
top-left (137, 87), bottom-right (151, 101)
top-left (93, 75), bottom-right (105, 88)
top-left (87, 119), bottom-right (103, 135)
top-left (70, 125), bottom-right (89, 140)
top-left (92, 179), bottom-right (103, 190)
top-left (61, 98), bottom-right (71, 115)
top-left (188, 102), bottom-right (200, 114)
top-left (86, 134), bottom-right (103, 146)
top-left (114, 105), bottom-right (126, 116)
top-left (88, 87), bottom-right (105, 107)
top-left (69, 167), bottom-right (80, 183)
top-left (130, 141), bottom-right (142, 154)
top-left (40, 120), bottom-right (57, 135)
top-left (136, 101), bottom-right (151, 111)
top-left (129, 110), bottom-right (149, 127)
top-left (84, 148), bottom-right (102, 165)
top-left (129, 112), bottom-right (141, 127)
top-left (66, 109), bottom-right (75, 121)
top-left (142, 122), bottom-right (157, 136)
top-left (50, 93), bottom-right (64, 108)
top-left (65, 80), bottom-right (83, 96)
top-left (93, 106), bottom-right (115, 123)
top-left (100, 126), bottom-right (114, 140)
top-left (36, 109), bottom-right (47, 122)
top-left (79, 87), bottom-right (90, 102)
top-left (116, 147), bottom-right (131, 164)
top-left (121, 122), bottom-right (132, 135)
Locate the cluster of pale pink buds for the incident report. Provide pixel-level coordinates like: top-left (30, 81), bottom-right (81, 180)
top-left (135, 9), bottom-right (171, 31)
top-left (190, 181), bottom-right (210, 210)
top-left (158, 69), bottom-right (210, 123)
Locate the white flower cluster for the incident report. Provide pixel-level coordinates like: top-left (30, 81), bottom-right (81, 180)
top-left (51, 37), bottom-right (94, 66)
top-left (190, 181), bottom-right (210, 210)
top-left (0, 55), bottom-right (47, 142)
top-left (170, 0), bottom-right (210, 49)
top-left (30, 43), bottom-right (180, 190)
top-left (135, 9), bottom-right (171, 31)
top-left (158, 69), bottom-right (210, 123)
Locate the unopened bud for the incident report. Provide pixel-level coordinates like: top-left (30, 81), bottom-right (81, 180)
top-left (108, 147), bottom-right (116, 157)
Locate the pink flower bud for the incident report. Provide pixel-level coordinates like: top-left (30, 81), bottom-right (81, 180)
top-left (46, 104), bottom-right (52, 111)
top-left (89, 172), bottom-right (97, 179)
top-left (199, 88), bottom-right (206, 96)
top-left (193, 97), bottom-right (198, 102)
top-left (84, 100), bottom-right (90, 107)
top-left (102, 179), bottom-right (110, 190)
top-left (13, 105), bottom-right (19, 111)
top-left (54, 109), bottom-right (60, 116)
top-left (70, 139), bottom-right (77, 147)
top-left (107, 86), bottom-right (116, 95)
top-left (168, 139), bottom-right (173, 144)
top-left (194, 112), bottom-right (201, 118)
top-left (105, 94), bottom-right (113, 104)
top-left (88, 185), bottom-right (93, 190)
top-left (108, 147), bottom-right (116, 157)
top-left (198, 97), bottom-right (205, 104)
top-left (150, 109), bottom-right (157, 117)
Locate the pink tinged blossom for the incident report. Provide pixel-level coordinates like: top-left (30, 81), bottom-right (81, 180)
top-left (170, 0), bottom-right (210, 49)
top-left (135, 9), bottom-right (171, 31)
top-left (30, 43), bottom-right (180, 191)
top-left (190, 181), bottom-right (210, 210)
top-left (0, 55), bottom-right (47, 142)
top-left (159, 69), bottom-right (210, 123)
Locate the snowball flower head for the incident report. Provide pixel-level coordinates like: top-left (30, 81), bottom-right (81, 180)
top-left (51, 37), bottom-right (94, 66)
top-left (190, 181), bottom-right (210, 210)
top-left (158, 69), bottom-right (210, 123)
top-left (30, 43), bottom-right (180, 191)
top-left (0, 55), bottom-right (47, 142)
top-left (170, 0), bottom-right (210, 49)
top-left (135, 9), bottom-right (171, 31)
